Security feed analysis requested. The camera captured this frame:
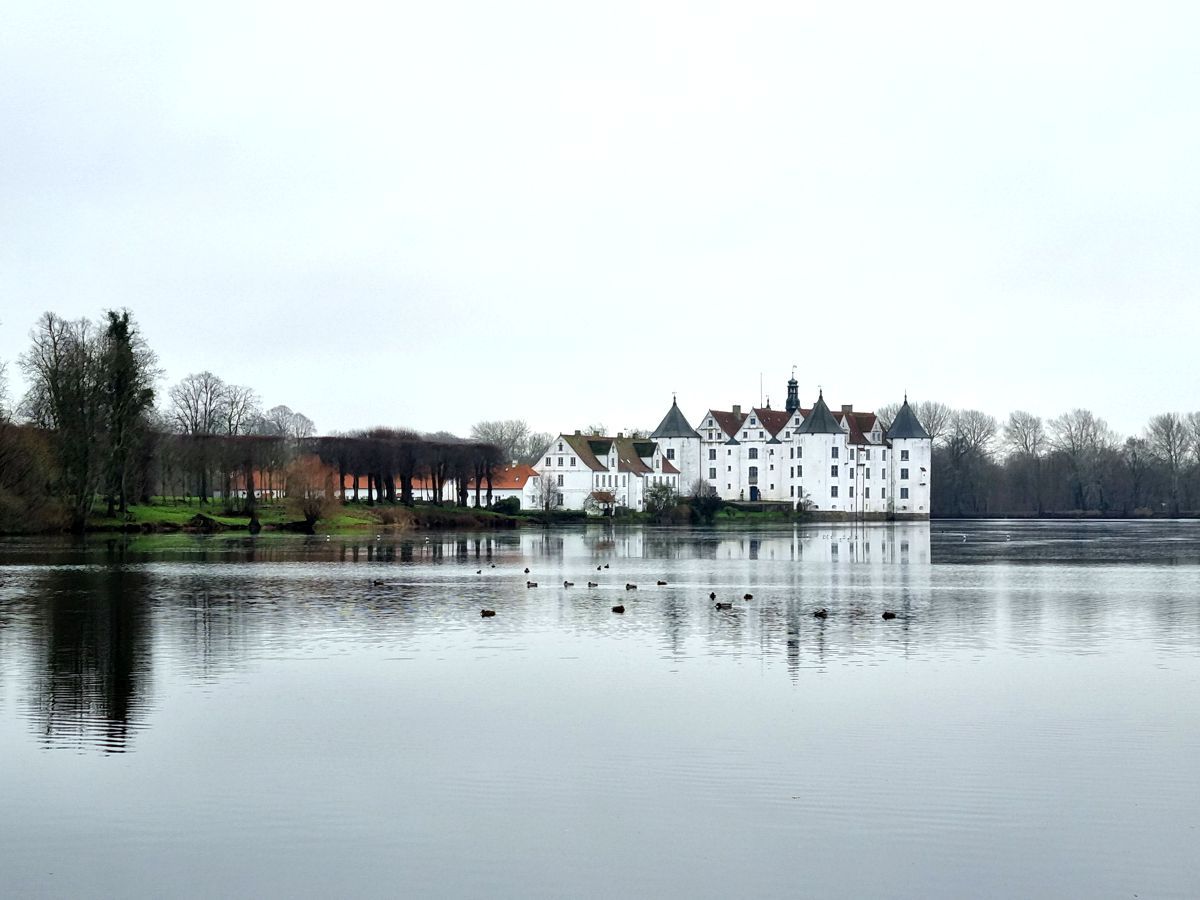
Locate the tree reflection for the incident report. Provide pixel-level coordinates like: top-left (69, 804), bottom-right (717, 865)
top-left (30, 563), bottom-right (151, 753)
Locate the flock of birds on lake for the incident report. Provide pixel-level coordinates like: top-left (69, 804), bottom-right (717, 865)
top-left (369, 563), bottom-right (901, 622)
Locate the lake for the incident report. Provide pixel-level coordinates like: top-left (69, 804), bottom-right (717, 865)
top-left (1, 521), bottom-right (1198, 898)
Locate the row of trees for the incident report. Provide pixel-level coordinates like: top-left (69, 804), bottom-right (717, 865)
top-left (877, 402), bottom-right (1200, 517)
top-left (1, 309), bottom-right (509, 532)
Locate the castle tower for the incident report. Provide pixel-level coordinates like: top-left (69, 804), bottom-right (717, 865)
top-left (650, 396), bottom-right (701, 493)
top-left (885, 396), bottom-right (932, 518)
top-left (785, 370), bottom-right (800, 414)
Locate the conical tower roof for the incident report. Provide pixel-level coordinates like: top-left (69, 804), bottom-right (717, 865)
top-left (650, 397), bottom-right (700, 439)
top-left (794, 391), bottom-right (842, 435)
top-left (887, 398), bottom-right (930, 439)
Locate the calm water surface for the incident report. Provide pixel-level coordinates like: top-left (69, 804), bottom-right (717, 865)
top-left (1, 521), bottom-right (1198, 898)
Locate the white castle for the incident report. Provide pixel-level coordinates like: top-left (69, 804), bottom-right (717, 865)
top-left (533, 374), bottom-right (932, 518)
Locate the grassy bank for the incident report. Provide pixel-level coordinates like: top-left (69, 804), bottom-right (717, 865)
top-left (83, 499), bottom-right (521, 535)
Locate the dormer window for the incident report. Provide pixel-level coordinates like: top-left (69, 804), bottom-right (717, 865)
top-left (750, 417), bottom-right (756, 425)
top-left (558, 442), bottom-right (563, 452)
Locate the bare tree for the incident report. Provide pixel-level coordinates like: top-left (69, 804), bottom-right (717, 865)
top-left (914, 401), bottom-right (953, 444)
top-left (221, 385), bottom-right (260, 436)
top-left (169, 372), bottom-right (225, 436)
top-left (0, 358), bottom-right (10, 424)
top-left (523, 431), bottom-right (553, 465)
top-left (951, 409), bottom-right (998, 458)
top-left (1003, 410), bottom-right (1046, 457)
top-left (1049, 409), bottom-right (1119, 511)
top-left (582, 422), bottom-right (608, 436)
top-left (19, 312), bottom-right (107, 531)
top-left (470, 419), bottom-right (531, 464)
top-left (1146, 412), bottom-right (1190, 515)
top-left (1121, 436), bottom-right (1153, 513)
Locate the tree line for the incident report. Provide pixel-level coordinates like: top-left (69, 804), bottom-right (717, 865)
top-left (0, 310), bottom-right (507, 533)
top-left (878, 401), bottom-right (1200, 517)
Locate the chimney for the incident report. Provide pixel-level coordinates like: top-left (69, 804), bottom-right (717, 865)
top-left (574, 429), bottom-right (581, 435)
top-left (732, 404), bottom-right (741, 417)
top-left (617, 432), bottom-right (624, 439)
top-left (842, 404), bottom-right (853, 414)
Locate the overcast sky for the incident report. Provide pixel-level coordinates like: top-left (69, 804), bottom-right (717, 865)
top-left (3, 1), bottom-right (1198, 439)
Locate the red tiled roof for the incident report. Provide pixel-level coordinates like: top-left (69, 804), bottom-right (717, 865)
top-left (463, 464), bottom-right (537, 491)
top-left (561, 434), bottom-right (608, 471)
top-left (708, 409), bottom-right (747, 437)
top-left (752, 407), bottom-right (791, 437)
top-left (661, 459), bottom-right (680, 475)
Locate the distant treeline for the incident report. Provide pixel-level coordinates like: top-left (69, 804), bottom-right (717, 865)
top-left (878, 402), bottom-right (1200, 518)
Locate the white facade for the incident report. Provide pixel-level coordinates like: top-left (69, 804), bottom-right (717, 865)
top-left (532, 433), bottom-right (681, 512)
top-left (654, 380), bottom-right (933, 519)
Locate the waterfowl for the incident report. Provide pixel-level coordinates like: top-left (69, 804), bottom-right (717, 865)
top-left (526, 581), bottom-right (538, 588)
top-left (813, 608), bottom-right (828, 619)
top-left (480, 609), bottom-right (496, 617)
top-left (611, 605), bottom-right (625, 614)
top-left (597, 565), bottom-right (602, 571)
top-left (524, 567), bottom-right (530, 574)
top-left (475, 570), bottom-right (482, 575)
top-left (656, 580), bottom-right (667, 586)
top-left (625, 583), bottom-right (637, 590)
top-left (716, 602), bottom-right (733, 610)
top-left (881, 610), bottom-right (897, 620)
top-left (743, 593), bottom-right (753, 600)
top-left (587, 581), bottom-right (598, 588)
top-left (603, 564), bottom-right (609, 569)
top-left (563, 581), bottom-right (574, 587)
top-left (372, 579), bottom-right (384, 586)
top-left (709, 591), bottom-right (717, 600)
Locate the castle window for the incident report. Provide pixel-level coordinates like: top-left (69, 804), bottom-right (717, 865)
top-left (742, 431), bottom-right (748, 438)
top-left (865, 487), bottom-right (870, 498)
top-left (849, 449), bottom-right (855, 460)
top-left (558, 457), bottom-right (563, 466)
top-left (749, 466), bottom-right (758, 479)
top-left (799, 465), bottom-right (803, 477)
top-left (866, 469), bottom-right (871, 479)
top-left (882, 488), bottom-right (886, 499)
top-left (709, 468), bottom-right (716, 479)
top-left (558, 442), bottom-right (563, 452)
top-left (831, 447), bottom-right (839, 459)
top-left (849, 486), bottom-right (855, 498)
top-left (557, 474), bottom-right (564, 486)
top-left (750, 417), bottom-right (756, 425)
top-left (901, 487), bottom-right (909, 499)
top-left (831, 486), bottom-right (839, 498)
top-left (748, 448), bottom-right (759, 460)
top-left (545, 457), bottom-right (551, 466)
top-left (759, 431), bottom-right (764, 438)
top-left (831, 465), bottom-right (839, 478)
top-left (790, 467), bottom-right (794, 477)
top-left (863, 449), bottom-right (871, 460)
top-left (666, 448), bottom-right (675, 460)
top-left (901, 468), bottom-right (909, 480)
top-left (901, 450), bottom-right (909, 461)
top-left (570, 457), bottom-right (576, 466)
top-left (709, 449), bottom-right (716, 460)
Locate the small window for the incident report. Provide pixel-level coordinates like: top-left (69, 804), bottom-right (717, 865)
top-left (831, 447), bottom-right (839, 459)
top-left (709, 467), bottom-right (716, 479)
top-left (709, 449), bottom-right (717, 460)
top-left (849, 449), bottom-right (855, 460)
top-left (798, 447), bottom-right (803, 459)
top-left (831, 465), bottom-right (839, 478)
top-left (570, 457), bottom-right (576, 466)
top-left (750, 417), bottom-right (757, 425)
top-left (545, 457), bottom-right (551, 466)
top-left (864, 449), bottom-right (871, 460)
top-left (849, 486), bottom-right (855, 498)
top-left (865, 487), bottom-right (870, 498)
top-left (799, 465), bottom-right (803, 477)
top-left (881, 487), bottom-right (886, 499)
top-left (558, 442), bottom-right (563, 452)
top-left (831, 486), bottom-right (839, 498)
top-left (742, 431), bottom-right (748, 439)
top-left (901, 468), bottom-right (909, 480)
top-left (759, 430), bottom-right (764, 438)
top-left (900, 487), bottom-right (909, 499)
top-left (557, 474), bottom-right (563, 486)
top-left (666, 448), bottom-right (675, 460)
top-left (749, 466), bottom-right (758, 478)
top-left (901, 449), bottom-right (909, 461)
top-left (749, 448), bottom-right (759, 460)
top-left (790, 467), bottom-right (794, 477)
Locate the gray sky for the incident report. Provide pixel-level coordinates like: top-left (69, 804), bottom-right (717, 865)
top-left (3, 1), bottom-right (1198, 439)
